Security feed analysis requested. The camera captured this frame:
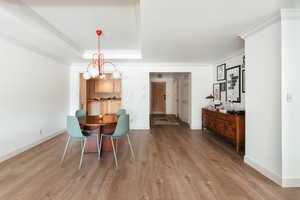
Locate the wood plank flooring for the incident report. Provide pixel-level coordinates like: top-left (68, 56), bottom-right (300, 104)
top-left (0, 125), bottom-right (300, 200)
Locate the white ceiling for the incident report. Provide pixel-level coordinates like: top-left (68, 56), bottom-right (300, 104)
top-left (1, 0), bottom-right (295, 64)
top-left (24, 0), bottom-right (140, 51)
top-left (140, 0), bottom-right (293, 62)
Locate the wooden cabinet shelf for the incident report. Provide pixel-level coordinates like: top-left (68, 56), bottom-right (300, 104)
top-left (100, 100), bottom-right (121, 114)
top-left (95, 76), bottom-right (121, 93)
top-left (202, 108), bottom-right (245, 153)
top-left (113, 79), bottom-right (121, 93)
top-left (95, 79), bottom-right (114, 93)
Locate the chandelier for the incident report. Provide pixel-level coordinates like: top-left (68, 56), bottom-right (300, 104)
top-left (83, 30), bottom-right (121, 80)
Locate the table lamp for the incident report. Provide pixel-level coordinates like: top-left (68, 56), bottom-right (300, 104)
top-left (205, 95), bottom-right (214, 108)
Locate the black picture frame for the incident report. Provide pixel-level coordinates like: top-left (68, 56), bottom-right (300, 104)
top-left (242, 55), bottom-right (246, 69)
top-left (226, 65), bottom-right (241, 103)
top-left (213, 83), bottom-right (221, 101)
top-left (217, 64), bottom-right (226, 81)
top-left (242, 69), bottom-right (245, 93)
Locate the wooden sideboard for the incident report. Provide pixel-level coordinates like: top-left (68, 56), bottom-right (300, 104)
top-left (202, 108), bottom-right (245, 153)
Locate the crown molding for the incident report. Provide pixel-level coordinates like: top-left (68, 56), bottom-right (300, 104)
top-left (0, 0), bottom-right (82, 60)
top-left (115, 62), bottom-right (212, 67)
top-left (70, 62), bottom-right (213, 73)
top-left (239, 9), bottom-right (300, 39)
top-left (71, 62), bottom-right (211, 68)
top-left (281, 9), bottom-right (300, 20)
top-left (2, 0), bottom-right (82, 53)
top-left (239, 12), bottom-right (281, 39)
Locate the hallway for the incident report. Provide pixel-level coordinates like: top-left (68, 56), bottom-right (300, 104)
top-left (150, 114), bottom-right (181, 126)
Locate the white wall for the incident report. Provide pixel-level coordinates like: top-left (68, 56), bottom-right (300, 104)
top-left (291, 0), bottom-right (300, 8)
top-left (70, 64), bottom-right (213, 130)
top-left (150, 74), bottom-right (175, 114)
top-left (122, 70), bottom-right (150, 129)
top-left (0, 38), bottom-right (69, 162)
top-left (241, 9), bottom-right (300, 187)
top-left (244, 21), bottom-right (282, 185)
top-left (214, 51), bottom-right (245, 110)
top-left (281, 10), bottom-right (300, 186)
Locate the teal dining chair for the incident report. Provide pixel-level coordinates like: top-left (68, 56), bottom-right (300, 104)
top-left (75, 109), bottom-right (86, 119)
top-left (61, 116), bottom-right (100, 169)
top-left (116, 109), bottom-right (126, 117)
top-left (99, 114), bottom-right (135, 168)
top-left (76, 109), bottom-right (87, 131)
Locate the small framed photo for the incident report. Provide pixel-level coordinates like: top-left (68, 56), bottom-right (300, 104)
top-left (213, 83), bottom-right (221, 101)
top-left (242, 69), bottom-right (245, 93)
top-left (217, 64), bottom-right (226, 81)
top-left (220, 82), bottom-right (226, 102)
top-left (220, 82), bottom-right (226, 92)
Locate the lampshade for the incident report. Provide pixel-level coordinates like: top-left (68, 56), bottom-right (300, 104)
top-left (87, 64), bottom-right (99, 78)
top-left (99, 74), bottom-right (106, 79)
top-left (205, 95), bottom-right (214, 99)
top-left (83, 72), bottom-right (92, 80)
top-left (112, 70), bottom-right (121, 79)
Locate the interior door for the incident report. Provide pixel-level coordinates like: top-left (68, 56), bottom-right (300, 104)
top-left (151, 82), bottom-right (166, 114)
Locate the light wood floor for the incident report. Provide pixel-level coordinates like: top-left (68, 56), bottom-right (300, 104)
top-left (0, 125), bottom-right (300, 200)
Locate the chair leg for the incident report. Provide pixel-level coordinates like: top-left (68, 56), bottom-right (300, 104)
top-left (96, 134), bottom-right (101, 159)
top-left (115, 138), bottom-right (118, 154)
top-left (127, 134), bottom-right (135, 160)
top-left (81, 140), bottom-right (83, 150)
top-left (99, 134), bottom-right (103, 160)
top-left (61, 136), bottom-right (71, 165)
top-left (111, 137), bottom-right (119, 168)
top-left (79, 138), bottom-right (87, 169)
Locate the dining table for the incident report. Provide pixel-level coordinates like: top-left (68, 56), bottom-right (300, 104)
top-left (78, 114), bottom-right (118, 153)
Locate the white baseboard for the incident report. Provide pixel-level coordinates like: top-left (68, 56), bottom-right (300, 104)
top-left (282, 178), bottom-right (300, 188)
top-left (190, 127), bottom-right (201, 130)
top-left (244, 156), bottom-right (282, 186)
top-left (0, 129), bottom-right (66, 163)
top-left (190, 124), bottom-right (201, 130)
top-left (131, 125), bottom-right (150, 130)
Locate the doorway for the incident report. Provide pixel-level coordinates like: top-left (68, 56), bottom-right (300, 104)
top-left (151, 82), bottom-right (166, 114)
top-left (149, 72), bottom-right (191, 127)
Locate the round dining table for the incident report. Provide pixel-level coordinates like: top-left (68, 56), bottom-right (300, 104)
top-left (78, 114), bottom-right (118, 153)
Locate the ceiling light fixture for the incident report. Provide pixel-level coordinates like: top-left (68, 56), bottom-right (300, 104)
top-left (83, 30), bottom-right (121, 80)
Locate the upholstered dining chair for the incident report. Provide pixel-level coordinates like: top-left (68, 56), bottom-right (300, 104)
top-left (99, 114), bottom-right (135, 168)
top-left (61, 116), bottom-right (100, 169)
top-left (75, 109), bottom-right (86, 119)
top-left (116, 109), bottom-right (126, 117)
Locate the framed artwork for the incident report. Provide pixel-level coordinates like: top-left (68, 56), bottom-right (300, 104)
top-left (217, 64), bottom-right (226, 81)
top-left (242, 69), bottom-right (245, 93)
top-left (213, 83), bottom-right (221, 101)
top-left (226, 65), bottom-right (241, 103)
